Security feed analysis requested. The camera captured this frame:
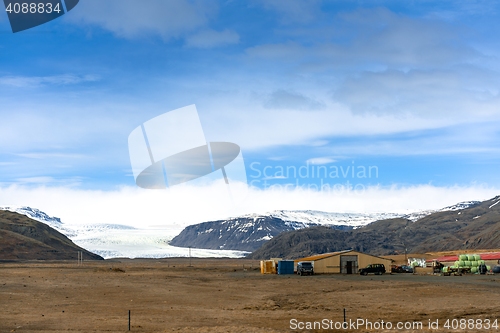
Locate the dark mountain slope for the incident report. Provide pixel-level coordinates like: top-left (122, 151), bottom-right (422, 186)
top-left (0, 210), bottom-right (103, 260)
top-left (408, 196), bottom-right (500, 252)
top-left (249, 196), bottom-right (500, 259)
top-left (245, 226), bottom-right (349, 259)
top-left (170, 217), bottom-right (324, 252)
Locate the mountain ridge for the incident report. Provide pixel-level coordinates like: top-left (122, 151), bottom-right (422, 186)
top-left (169, 201), bottom-right (480, 252)
top-left (0, 210), bottom-right (103, 260)
top-left (248, 196), bottom-right (500, 259)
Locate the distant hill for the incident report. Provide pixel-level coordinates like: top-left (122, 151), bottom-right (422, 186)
top-left (170, 217), bottom-right (322, 252)
top-left (168, 212), bottom-right (373, 252)
top-left (0, 210), bottom-right (103, 260)
top-left (248, 196), bottom-right (500, 259)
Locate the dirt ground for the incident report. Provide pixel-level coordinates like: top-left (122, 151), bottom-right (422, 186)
top-left (1, 258), bottom-right (500, 333)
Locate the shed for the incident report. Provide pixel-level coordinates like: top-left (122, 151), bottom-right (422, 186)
top-left (294, 250), bottom-right (393, 274)
top-left (260, 258), bottom-right (281, 274)
top-left (277, 260), bottom-right (294, 275)
top-left (260, 260), bottom-right (276, 274)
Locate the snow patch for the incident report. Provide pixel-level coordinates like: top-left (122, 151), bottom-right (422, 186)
top-left (255, 235), bottom-right (273, 241)
top-left (489, 200), bottom-right (500, 209)
top-left (198, 228), bottom-right (214, 235)
top-left (238, 209), bottom-right (428, 227)
top-left (441, 201), bottom-right (480, 212)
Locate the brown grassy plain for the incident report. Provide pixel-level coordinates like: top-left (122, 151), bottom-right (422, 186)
top-left (1, 258), bottom-right (500, 333)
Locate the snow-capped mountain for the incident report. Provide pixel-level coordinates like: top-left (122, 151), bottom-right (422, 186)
top-left (169, 216), bottom-right (321, 252)
top-left (170, 210), bottom-right (418, 252)
top-left (0, 206), bottom-right (62, 228)
top-left (0, 206), bottom-right (136, 239)
top-left (258, 210), bottom-right (405, 226)
top-left (233, 207), bottom-right (443, 228)
top-left (249, 196), bottom-right (500, 259)
top-left (1, 200), bottom-right (483, 258)
top-left (169, 201), bottom-right (484, 252)
top-left (440, 201), bottom-right (481, 211)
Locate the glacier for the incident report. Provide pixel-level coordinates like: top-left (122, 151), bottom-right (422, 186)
top-left (0, 206), bottom-right (248, 259)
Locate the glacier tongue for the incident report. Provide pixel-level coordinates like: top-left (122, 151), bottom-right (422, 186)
top-left (72, 227), bottom-right (248, 259)
top-left (0, 206), bottom-right (248, 259)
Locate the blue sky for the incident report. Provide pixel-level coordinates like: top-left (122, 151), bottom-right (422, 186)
top-left (1, 0), bottom-right (500, 224)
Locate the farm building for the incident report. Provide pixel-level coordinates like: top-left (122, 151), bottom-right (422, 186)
top-left (294, 250), bottom-right (393, 274)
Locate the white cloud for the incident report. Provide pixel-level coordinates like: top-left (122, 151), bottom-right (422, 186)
top-left (332, 8), bottom-right (478, 67)
top-left (0, 71), bottom-right (494, 165)
top-left (246, 41), bottom-right (304, 59)
top-left (254, 0), bottom-right (323, 24)
top-left (424, 2), bottom-right (498, 21)
top-left (14, 177), bottom-right (56, 184)
top-left (0, 92), bottom-right (145, 154)
top-left (309, 140), bottom-right (329, 147)
top-left (267, 156), bottom-right (287, 161)
top-left (263, 89), bottom-right (325, 110)
top-left (185, 29), bottom-right (239, 48)
top-left (16, 152), bottom-right (88, 159)
top-left (306, 157), bottom-right (336, 165)
top-left (333, 68), bottom-right (500, 117)
top-left (262, 175), bottom-right (286, 180)
top-left (246, 7), bottom-right (479, 69)
top-left (12, 176), bottom-right (84, 187)
top-left (65, 0), bottom-right (217, 40)
top-left (0, 74), bottom-right (99, 88)
top-left (200, 95), bottom-right (455, 151)
top-left (202, 95), bottom-right (500, 155)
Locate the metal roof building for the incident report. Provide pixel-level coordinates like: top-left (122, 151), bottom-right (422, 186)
top-left (294, 250), bottom-right (393, 274)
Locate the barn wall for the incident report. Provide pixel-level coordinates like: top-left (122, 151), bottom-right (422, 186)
top-left (313, 255), bottom-right (341, 273)
top-left (312, 251), bottom-right (392, 274)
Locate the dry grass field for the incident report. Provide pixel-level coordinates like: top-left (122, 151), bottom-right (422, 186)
top-left (1, 258), bottom-right (500, 333)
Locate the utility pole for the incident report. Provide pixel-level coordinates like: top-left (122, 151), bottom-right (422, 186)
top-left (188, 246), bottom-right (192, 267)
